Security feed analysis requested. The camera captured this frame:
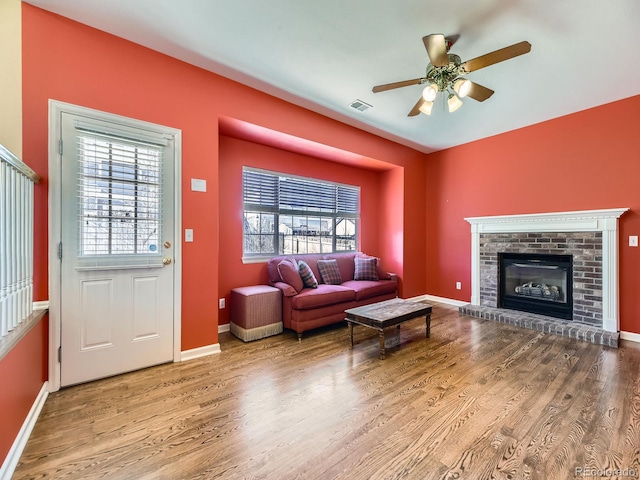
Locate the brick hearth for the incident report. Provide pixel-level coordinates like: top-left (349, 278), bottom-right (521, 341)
top-left (459, 304), bottom-right (619, 347)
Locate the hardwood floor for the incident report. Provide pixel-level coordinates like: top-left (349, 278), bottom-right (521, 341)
top-left (13, 302), bottom-right (640, 479)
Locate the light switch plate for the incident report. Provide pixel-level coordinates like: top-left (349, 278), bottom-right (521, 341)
top-left (185, 229), bottom-right (194, 242)
top-left (630, 235), bottom-right (638, 247)
top-left (191, 178), bottom-right (206, 192)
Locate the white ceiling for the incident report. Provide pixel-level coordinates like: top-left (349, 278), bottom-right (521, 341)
top-left (24, 0), bottom-right (640, 153)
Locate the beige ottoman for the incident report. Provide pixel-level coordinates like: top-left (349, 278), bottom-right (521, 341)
top-left (230, 285), bottom-right (283, 342)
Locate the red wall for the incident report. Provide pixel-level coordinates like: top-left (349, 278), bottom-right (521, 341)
top-left (0, 316), bottom-right (48, 464)
top-left (425, 95), bottom-right (640, 333)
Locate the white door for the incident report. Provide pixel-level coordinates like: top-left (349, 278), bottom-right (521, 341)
top-left (57, 110), bottom-right (176, 387)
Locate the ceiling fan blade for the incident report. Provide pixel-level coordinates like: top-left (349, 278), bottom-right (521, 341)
top-left (466, 81), bottom-right (494, 102)
top-left (461, 41), bottom-right (531, 73)
top-left (408, 97), bottom-right (425, 117)
top-left (372, 78), bottom-right (423, 93)
top-left (423, 34), bottom-right (449, 67)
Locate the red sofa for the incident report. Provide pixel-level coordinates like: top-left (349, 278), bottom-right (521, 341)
top-left (267, 252), bottom-right (398, 339)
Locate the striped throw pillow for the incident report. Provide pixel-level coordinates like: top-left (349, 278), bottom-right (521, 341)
top-left (298, 260), bottom-right (318, 288)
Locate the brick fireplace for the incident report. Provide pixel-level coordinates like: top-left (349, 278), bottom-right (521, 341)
top-left (481, 231), bottom-right (599, 324)
top-left (460, 209), bottom-right (628, 346)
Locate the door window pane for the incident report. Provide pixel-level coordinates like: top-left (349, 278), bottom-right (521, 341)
top-left (78, 136), bottom-right (162, 256)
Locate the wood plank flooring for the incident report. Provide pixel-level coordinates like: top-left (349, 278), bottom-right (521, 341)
top-left (13, 302), bottom-right (640, 479)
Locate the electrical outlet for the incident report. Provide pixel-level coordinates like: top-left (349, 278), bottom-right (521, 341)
top-left (456, 282), bottom-right (462, 290)
top-left (219, 298), bottom-right (225, 309)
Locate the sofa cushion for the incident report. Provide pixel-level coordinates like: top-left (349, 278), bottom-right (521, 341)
top-left (341, 279), bottom-right (397, 301)
top-left (277, 258), bottom-right (303, 293)
top-left (354, 256), bottom-right (379, 281)
top-left (290, 284), bottom-right (356, 310)
top-left (298, 260), bottom-right (318, 288)
top-left (317, 259), bottom-right (343, 285)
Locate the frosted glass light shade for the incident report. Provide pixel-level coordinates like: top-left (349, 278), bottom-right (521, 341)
top-left (419, 100), bottom-right (433, 115)
top-left (422, 84), bottom-right (438, 102)
top-left (453, 78), bottom-right (472, 98)
top-left (448, 94), bottom-right (463, 112)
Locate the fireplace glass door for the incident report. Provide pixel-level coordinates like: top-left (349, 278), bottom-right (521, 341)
top-left (499, 253), bottom-right (573, 320)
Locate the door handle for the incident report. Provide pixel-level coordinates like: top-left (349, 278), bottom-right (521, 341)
top-left (163, 258), bottom-right (172, 266)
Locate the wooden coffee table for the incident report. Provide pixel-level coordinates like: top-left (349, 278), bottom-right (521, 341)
top-left (345, 298), bottom-right (433, 359)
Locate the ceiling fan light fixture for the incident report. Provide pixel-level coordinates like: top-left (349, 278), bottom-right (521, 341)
top-left (453, 78), bottom-right (472, 98)
top-left (422, 83), bottom-right (438, 102)
top-left (448, 93), bottom-right (463, 113)
top-left (419, 100), bottom-right (434, 115)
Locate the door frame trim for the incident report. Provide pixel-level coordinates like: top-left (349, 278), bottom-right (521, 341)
top-left (47, 100), bottom-right (182, 392)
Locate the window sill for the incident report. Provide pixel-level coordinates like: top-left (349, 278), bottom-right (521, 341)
top-left (0, 307), bottom-right (48, 362)
top-left (242, 256), bottom-right (270, 264)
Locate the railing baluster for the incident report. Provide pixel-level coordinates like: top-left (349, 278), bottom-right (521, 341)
top-left (0, 161), bottom-right (7, 337)
top-left (0, 145), bottom-right (40, 339)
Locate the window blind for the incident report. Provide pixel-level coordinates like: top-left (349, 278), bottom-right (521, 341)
top-left (243, 168), bottom-right (359, 215)
top-left (76, 124), bottom-right (164, 257)
top-left (242, 167), bottom-right (359, 257)
top-left (243, 169), bottom-right (278, 209)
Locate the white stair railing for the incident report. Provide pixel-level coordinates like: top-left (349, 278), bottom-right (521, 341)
top-left (0, 144), bottom-right (40, 339)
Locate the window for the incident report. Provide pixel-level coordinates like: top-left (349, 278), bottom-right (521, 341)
top-left (77, 131), bottom-right (163, 257)
top-left (243, 167), bottom-right (359, 258)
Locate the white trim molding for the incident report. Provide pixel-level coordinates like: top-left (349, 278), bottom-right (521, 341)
top-left (621, 331), bottom-right (640, 343)
top-left (180, 343), bottom-right (221, 362)
top-left (465, 208), bottom-right (629, 333)
top-left (0, 382), bottom-right (48, 480)
top-left (410, 294), bottom-right (469, 308)
top-left (33, 301), bottom-right (49, 310)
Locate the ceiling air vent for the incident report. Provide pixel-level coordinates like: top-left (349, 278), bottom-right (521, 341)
top-left (349, 99), bottom-right (372, 112)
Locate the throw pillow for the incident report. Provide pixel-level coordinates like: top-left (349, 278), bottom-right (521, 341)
top-left (317, 259), bottom-right (343, 285)
top-left (298, 260), bottom-right (318, 288)
top-left (356, 253), bottom-right (390, 280)
top-left (354, 256), bottom-right (379, 281)
top-left (277, 258), bottom-right (303, 293)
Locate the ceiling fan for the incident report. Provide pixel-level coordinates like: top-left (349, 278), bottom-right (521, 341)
top-left (372, 34), bottom-right (531, 116)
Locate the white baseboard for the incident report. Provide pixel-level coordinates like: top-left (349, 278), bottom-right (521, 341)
top-left (0, 382), bottom-right (49, 480)
top-left (180, 343), bottom-right (221, 361)
top-left (218, 323), bottom-right (230, 334)
top-left (410, 294), bottom-right (469, 307)
top-left (620, 331), bottom-right (640, 343)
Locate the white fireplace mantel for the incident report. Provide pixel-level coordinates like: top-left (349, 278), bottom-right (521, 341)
top-left (465, 208), bottom-right (629, 332)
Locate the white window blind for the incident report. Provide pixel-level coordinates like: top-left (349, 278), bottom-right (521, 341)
top-left (75, 122), bottom-right (165, 258)
top-left (243, 167), bottom-right (359, 257)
